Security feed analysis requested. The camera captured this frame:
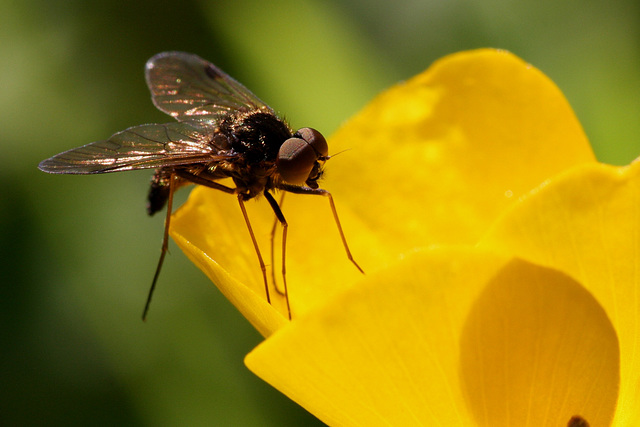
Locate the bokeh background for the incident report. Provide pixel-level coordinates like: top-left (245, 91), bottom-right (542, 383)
top-left (2, 0), bottom-right (639, 425)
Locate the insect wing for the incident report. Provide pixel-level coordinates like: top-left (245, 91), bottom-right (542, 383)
top-left (145, 51), bottom-right (271, 122)
top-left (38, 122), bottom-right (229, 174)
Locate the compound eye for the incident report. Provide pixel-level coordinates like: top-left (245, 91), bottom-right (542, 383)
top-left (296, 127), bottom-right (328, 157)
top-left (277, 137), bottom-right (317, 185)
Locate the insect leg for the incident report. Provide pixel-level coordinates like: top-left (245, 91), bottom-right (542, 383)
top-left (237, 195), bottom-right (271, 305)
top-left (174, 169), bottom-right (236, 194)
top-left (174, 171), bottom-right (279, 310)
top-left (264, 190), bottom-right (291, 320)
top-left (268, 192), bottom-right (286, 294)
top-left (143, 172), bottom-right (176, 321)
top-left (278, 184), bottom-right (364, 275)
top-left (324, 191), bottom-right (364, 274)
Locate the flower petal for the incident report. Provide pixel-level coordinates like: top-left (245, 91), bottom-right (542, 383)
top-left (245, 249), bottom-right (618, 426)
top-left (170, 49), bottom-right (596, 330)
top-left (327, 49), bottom-right (595, 249)
top-left (460, 259), bottom-right (618, 426)
top-left (483, 160), bottom-right (640, 425)
top-left (170, 186), bottom-right (288, 336)
top-left (170, 178), bottom-right (381, 333)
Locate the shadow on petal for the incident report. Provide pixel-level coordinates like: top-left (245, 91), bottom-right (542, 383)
top-left (246, 248), bottom-right (618, 425)
top-left (483, 160), bottom-right (640, 423)
top-left (460, 259), bottom-right (619, 426)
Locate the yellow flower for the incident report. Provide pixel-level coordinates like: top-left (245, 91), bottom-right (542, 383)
top-left (170, 49), bottom-right (638, 425)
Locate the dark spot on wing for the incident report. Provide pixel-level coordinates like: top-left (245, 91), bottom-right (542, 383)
top-left (205, 64), bottom-right (222, 80)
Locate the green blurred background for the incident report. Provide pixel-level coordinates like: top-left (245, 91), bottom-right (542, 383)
top-left (2, 0), bottom-right (639, 425)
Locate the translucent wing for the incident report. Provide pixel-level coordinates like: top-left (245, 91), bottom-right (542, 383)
top-left (38, 122), bottom-right (231, 174)
top-left (145, 51), bottom-right (272, 122)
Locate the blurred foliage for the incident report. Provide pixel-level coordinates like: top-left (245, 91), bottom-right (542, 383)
top-left (1, 0), bottom-right (638, 425)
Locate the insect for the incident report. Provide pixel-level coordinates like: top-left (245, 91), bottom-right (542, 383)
top-left (39, 52), bottom-right (363, 320)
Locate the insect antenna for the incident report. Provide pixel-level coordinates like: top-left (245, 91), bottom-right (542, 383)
top-left (325, 147), bottom-right (352, 159)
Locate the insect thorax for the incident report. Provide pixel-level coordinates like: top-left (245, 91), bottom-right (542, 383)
top-left (220, 109), bottom-right (292, 165)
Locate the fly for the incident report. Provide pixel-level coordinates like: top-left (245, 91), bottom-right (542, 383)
top-left (38, 51), bottom-right (363, 320)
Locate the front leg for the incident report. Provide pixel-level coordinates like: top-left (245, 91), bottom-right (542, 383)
top-left (276, 183), bottom-right (364, 275)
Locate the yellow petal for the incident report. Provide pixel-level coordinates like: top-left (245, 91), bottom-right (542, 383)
top-left (170, 186), bottom-right (288, 336)
top-left (327, 48), bottom-right (595, 250)
top-left (170, 49), bottom-right (596, 330)
top-left (246, 249), bottom-right (618, 426)
top-left (460, 259), bottom-right (618, 426)
top-left (483, 160), bottom-right (640, 425)
top-left (170, 181), bottom-right (377, 333)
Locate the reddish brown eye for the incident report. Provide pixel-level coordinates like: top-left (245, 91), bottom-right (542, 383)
top-left (277, 138), bottom-right (316, 184)
top-left (296, 127), bottom-right (328, 157)
top-left (277, 127), bottom-right (328, 185)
